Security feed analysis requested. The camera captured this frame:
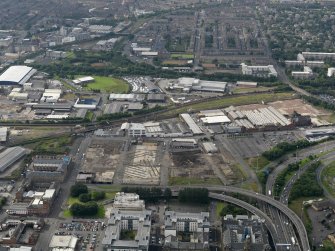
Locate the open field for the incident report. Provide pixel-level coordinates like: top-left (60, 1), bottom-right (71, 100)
top-left (171, 53), bottom-right (194, 59)
top-left (83, 76), bottom-right (129, 93)
top-left (30, 135), bottom-right (73, 154)
top-left (321, 161), bottom-right (335, 197)
top-left (168, 176), bottom-right (221, 186)
top-left (162, 60), bottom-right (189, 65)
top-left (160, 92), bottom-right (295, 117)
top-left (289, 197), bottom-right (320, 225)
top-left (247, 156), bottom-right (270, 171)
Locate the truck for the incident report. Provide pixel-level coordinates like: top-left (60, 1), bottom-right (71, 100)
top-left (291, 237), bottom-right (296, 245)
top-left (268, 190), bottom-right (272, 196)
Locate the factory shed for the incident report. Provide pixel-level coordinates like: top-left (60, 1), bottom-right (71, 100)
top-left (200, 115), bottom-right (231, 124)
top-left (202, 142), bottom-right (218, 153)
top-left (0, 147), bottom-right (27, 172)
top-left (0, 66), bottom-right (36, 85)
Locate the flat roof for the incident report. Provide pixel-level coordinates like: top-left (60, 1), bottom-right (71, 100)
top-left (49, 235), bottom-right (78, 249)
top-left (0, 66), bottom-right (36, 84)
top-left (201, 115), bottom-right (231, 124)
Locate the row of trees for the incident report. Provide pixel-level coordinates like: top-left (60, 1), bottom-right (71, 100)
top-left (121, 187), bottom-right (172, 203)
top-left (262, 140), bottom-right (316, 161)
top-left (178, 188), bottom-right (209, 204)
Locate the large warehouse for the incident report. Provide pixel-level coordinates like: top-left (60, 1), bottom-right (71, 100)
top-left (0, 66), bottom-right (37, 85)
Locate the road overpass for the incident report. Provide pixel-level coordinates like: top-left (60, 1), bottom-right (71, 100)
top-left (209, 193), bottom-right (280, 248)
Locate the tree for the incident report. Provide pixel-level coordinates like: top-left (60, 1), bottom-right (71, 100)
top-left (70, 183), bottom-right (88, 197)
top-left (79, 193), bottom-right (91, 203)
top-left (163, 188), bottom-right (172, 201)
top-left (70, 202), bottom-right (98, 217)
top-left (178, 188), bottom-right (209, 204)
top-left (91, 191), bottom-right (106, 201)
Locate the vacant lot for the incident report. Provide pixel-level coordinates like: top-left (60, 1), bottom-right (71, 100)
top-left (160, 92), bottom-right (294, 117)
top-left (84, 76), bottom-right (129, 93)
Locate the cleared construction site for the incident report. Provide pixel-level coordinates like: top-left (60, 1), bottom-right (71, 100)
top-left (122, 142), bottom-right (161, 185)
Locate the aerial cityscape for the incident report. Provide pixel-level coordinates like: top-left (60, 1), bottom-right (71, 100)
top-left (0, 0), bottom-right (335, 251)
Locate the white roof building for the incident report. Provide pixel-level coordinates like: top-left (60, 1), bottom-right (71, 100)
top-left (0, 127), bottom-right (8, 142)
top-left (113, 192), bottom-right (145, 211)
top-left (0, 66), bottom-right (37, 85)
top-left (49, 235), bottom-right (78, 251)
top-left (327, 68), bottom-right (335, 77)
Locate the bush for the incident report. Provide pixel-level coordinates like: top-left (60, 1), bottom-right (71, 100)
top-left (79, 193), bottom-right (91, 203)
top-left (70, 201), bottom-right (98, 217)
top-left (70, 183), bottom-right (88, 197)
top-left (91, 191), bottom-right (106, 201)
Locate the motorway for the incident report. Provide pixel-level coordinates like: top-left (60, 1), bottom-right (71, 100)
top-left (266, 140), bottom-right (335, 196)
top-left (317, 158), bottom-right (335, 202)
top-left (171, 185), bottom-right (310, 251)
top-left (279, 151), bottom-right (335, 205)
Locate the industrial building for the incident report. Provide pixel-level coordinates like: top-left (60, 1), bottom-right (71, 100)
top-left (102, 209), bottom-right (151, 251)
top-left (0, 127), bottom-right (8, 142)
top-left (0, 147), bottom-right (27, 173)
top-left (127, 102), bottom-right (144, 111)
top-left (121, 123), bottom-right (146, 137)
top-left (236, 81), bottom-right (258, 88)
top-left (164, 211), bottom-right (210, 249)
top-left (0, 66), bottom-right (37, 85)
top-left (26, 155), bottom-right (71, 182)
top-left (40, 89), bottom-right (62, 103)
top-left (32, 103), bottom-right (72, 112)
top-left (170, 138), bottom-right (200, 153)
top-left (222, 215), bottom-right (271, 251)
top-left (241, 63), bottom-right (277, 78)
top-left (109, 94), bottom-right (145, 102)
top-left (103, 103), bottom-right (123, 114)
top-left (147, 93), bottom-right (166, 102)
top-left (180, 113), bottom-right (203, 135)
top-left (72, 76), bottom-right (94, 85)
top-left (74, 97), bottom-right (100, 110)
top-left (200, 115), bottom-right (231, 125)
top-left (168, 78), bottom-right (227, 93)
top-left (202, 142), bottom-right (218, 153)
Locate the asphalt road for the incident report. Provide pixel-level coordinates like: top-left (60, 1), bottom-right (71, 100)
top-left (266, 140), bottom-right (335, 196)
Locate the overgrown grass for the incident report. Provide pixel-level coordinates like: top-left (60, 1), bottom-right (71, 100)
top-left (33, 135), bottom-right (73, 154)
top-left (168, 177), bottom-right (222, 186)
top-left (216, 202), bottom-right (226, 218)
top-left (83, 76), bottom-right (129, 93)
top-left (160, 92), bottom-right (294, 117)
top-left (247, 156), bottom-right (270, 171)
top-left (321, 161), bottom-right (335, 197)
top-left (171, 53), bottom-right (194, 59)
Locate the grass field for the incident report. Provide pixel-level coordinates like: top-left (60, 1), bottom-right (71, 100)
top-left (321, 161), bottom-right (335, 197)
top-left (168, 177), bottom-right (222, 186)
top-left (160, 92), bottom-right (294, 117)
top-left (247, 156), bottom-right (270, 171)
top-left (216, 202), bottom-right (226, 218)
top-left (83, 76), bottom-right (129, 93)
top-left (171, 53), bottom-right (194, 59)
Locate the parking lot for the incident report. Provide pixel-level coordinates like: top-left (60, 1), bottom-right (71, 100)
top-left (57, 220), bottom-right (106, 251)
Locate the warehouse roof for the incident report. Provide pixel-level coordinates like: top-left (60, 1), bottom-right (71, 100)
top-left (200, 115), bottom-right (231, 124)
top-left (0, 127), bottom-right (7, 142)
top-left (0, 66), bottom-right (36, 85)
top-left (0, 147), bottom-right (27, 172)
top-left (49, 235), bottom-right (78, 250)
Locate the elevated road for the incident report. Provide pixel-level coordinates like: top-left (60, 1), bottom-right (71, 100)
top-left (213, 186), bottom-right (310, 251)
top-left (209, 193), bottom-right (279, 248)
